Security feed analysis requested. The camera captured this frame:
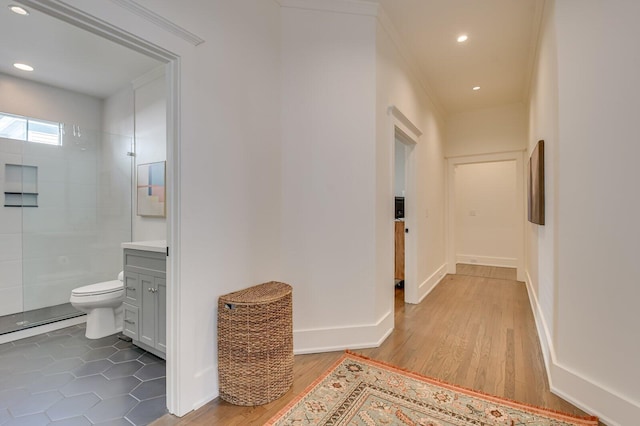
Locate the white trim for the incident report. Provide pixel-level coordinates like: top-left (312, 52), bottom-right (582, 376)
top-left (132, 65), bottom-right (165, 90)
top-left (110, 0), bottom-right (205, 46)
top-left (416, 263), bottom-right (447, 303)
top-left (456, 255), bottom-right (517, 268)
top-left (0, 316), bottom-right (86, 345)
top-left (190, 365), bottom-right (218, 412)
top-left (388, 106), bottom-right (423, 138)
top-left (15, 0), bottom-right (177, 62)
top-left (293, 310), bottom-right (394, 355)
top-left (165, 58), bottom-right (182, 416)
top-left (522, 0), bottom-right (546, 102)
top-left (275, 0), bottom-right (380, 16)
top-left (388, 106), bottom-right (420, 305)
top-left (525, 271), bottom-right (640, 426)
top-left (447, 151), bottom-right (525, 281)
top-left (524, 270), bottom-right (552, 374)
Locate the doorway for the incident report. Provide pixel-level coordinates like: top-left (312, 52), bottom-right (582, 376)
top-left (394, 138), bottom-right (407, 299)
top-left (447, 152), bottom-right (525, 281)
top-left (2, 0), bottom-right (181, 417)
top-left (389, 105), bottom-right (421, 305)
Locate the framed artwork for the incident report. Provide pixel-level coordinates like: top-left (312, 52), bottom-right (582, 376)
top-left (137, 161), bottom-right (166, 217)
top-left (527, 140), bottom-right (545, 225)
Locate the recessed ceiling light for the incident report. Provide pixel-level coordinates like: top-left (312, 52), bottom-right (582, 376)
top-left (472, 86), bottom-right (481, 91)
top-left (13, 63), bottom-right (34, 72)
top-left (457, 34), bottom-right (468, 43)
top-left (8, 5), bottom-right (29, 15)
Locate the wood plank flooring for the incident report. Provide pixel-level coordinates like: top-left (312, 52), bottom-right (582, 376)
top-left (153, 266), bottom-right (590, 425)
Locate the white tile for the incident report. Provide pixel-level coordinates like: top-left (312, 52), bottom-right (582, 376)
top-left (0, 287), bottom-right (23, 316)
top-left (23, 155), bottom-right (65, 183)
top-left (0, 234), bottom-right (21, 261)
top-left (23, 281), bottom-right (77, 310)
top-left (22, 253), bottom-right (91, 286)
top-left (35, 181), bottom-right (66, 209)
top-left (66, 208), bottom-right (98, 232)
top-left (0, 138), bottom-right (23, 155)
top-left (22, 207), bottom-right (66, 233)
top-left (0, 260), bottom-right (21, 289)
top-left (67, 157), bottom-right (97, 185)
top-left (68, 184), bottom-right (97, 209)
top-left (0, 207), bottom-right (21, 234)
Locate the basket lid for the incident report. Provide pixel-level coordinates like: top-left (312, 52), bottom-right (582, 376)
top-left (220, 281), bottom-right (292, 304)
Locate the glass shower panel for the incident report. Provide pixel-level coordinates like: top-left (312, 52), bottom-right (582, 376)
top-left (18, 129), bottom-right (133, 328)
top-left (0, 136), bottom-right (26, 333)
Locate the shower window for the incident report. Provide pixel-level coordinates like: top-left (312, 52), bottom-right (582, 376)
top-left (0, 112), bottom-right (61, 145)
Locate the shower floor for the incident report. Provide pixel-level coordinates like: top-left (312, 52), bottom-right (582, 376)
top-left (0, 303), bottom-right (83, 335)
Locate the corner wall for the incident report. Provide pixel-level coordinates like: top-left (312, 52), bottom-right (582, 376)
top-left (527, 1), bottom-right (640, 424)
top-left (376, 10), bottom-right (447, 308)
top-left (280, 6), bottom-right (383, 352)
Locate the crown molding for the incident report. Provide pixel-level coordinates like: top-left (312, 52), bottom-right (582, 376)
top-left (275, 0), bottom-right (380, 17)
top-left (15, 0), bottom-right (177, 62)
top-left (523, 0), bottom-right (547, 103)
top-left (110, 0), bottom-right (204, 46)
top-left (377, 6), bottom-right (446, 122)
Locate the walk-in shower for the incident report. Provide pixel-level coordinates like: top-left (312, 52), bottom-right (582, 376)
top-left (0, 122), bottom-right (133, 335)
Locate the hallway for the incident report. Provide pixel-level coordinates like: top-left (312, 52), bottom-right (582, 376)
top-left (154, 266), bottom-right (586, 425)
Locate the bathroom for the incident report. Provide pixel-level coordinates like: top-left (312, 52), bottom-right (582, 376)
top-left (0, 2), bottom-right (169, 424)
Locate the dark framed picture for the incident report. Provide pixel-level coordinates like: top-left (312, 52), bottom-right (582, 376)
top-left (528, 140), bottom-right (545, 225)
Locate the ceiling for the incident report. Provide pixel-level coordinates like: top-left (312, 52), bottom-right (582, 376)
top-left (0, 0), bottom-right (541, 111)
top-left (0, 0), bottom-right (161, 99)
top-left (379, 0), bottom-right (542, 114)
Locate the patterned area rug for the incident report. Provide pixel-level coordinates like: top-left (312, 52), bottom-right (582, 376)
top-left (266, 351), bottom-right (598, 426)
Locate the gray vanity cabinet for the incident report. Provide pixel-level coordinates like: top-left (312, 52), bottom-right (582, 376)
top-left (122, 249), bottom-right (166, 359)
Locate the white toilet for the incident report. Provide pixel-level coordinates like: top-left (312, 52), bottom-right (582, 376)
top-left (70, 272), bottom-right (125, 339)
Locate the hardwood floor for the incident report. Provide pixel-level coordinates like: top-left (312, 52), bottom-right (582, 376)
top-left (153, 266), bottom-right (589, 425)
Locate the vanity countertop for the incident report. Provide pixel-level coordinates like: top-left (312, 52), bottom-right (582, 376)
top-left (121, 240), bottom-right (167, 253)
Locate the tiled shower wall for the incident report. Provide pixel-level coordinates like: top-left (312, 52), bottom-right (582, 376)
top-left (0, 73), bottom-right (133, 317)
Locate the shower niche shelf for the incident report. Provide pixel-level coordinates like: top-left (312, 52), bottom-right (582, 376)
top-left (4, 164), bottom-right (38, 207)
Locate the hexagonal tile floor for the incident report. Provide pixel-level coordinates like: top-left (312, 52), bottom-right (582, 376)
top-left (0, 324), bottom-right (166, 425)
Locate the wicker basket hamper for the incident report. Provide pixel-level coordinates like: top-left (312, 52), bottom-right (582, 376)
top-left (217, 281), bottom-right (293, 406)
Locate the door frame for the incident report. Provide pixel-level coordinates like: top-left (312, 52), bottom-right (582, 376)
top-left (388, 106), bottom-right (421, 304)
top-left (446, 151), bottom-right (525, 281)
top-left (15, 0), bottom-right (183, 415)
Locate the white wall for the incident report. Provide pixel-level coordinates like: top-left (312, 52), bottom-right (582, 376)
top-left (280, 6), bottom-right (381, 350)
top-left (133, 69), bottom-right (167, 241)
top-left (527, 1), bottom-right (640, 424)
top-left (454, 161), bottom-right (517, 267)
top-left (376, 11), bottom-right (447, 307)
top-left (0, 73), bottom-right (104, 314)
top-left (446, 103), bottom-right (527, 157)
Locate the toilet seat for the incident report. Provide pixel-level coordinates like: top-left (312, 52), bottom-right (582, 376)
top-left (71, 280), bottom-right (123, 297)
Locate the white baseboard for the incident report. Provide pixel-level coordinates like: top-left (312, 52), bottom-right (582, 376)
top-left (190, 365), bottom-right (219, 412)
top-left (524, 271), bottom-right (640, 426)
top-left (293, 310), bottom-right (394, 355)
top-left (456, 254), bottom-right (516, 268)
top-left (417, 263), bottom-right (447, 303)
top-left (0, 315), bottom-right (86, 345)
top-left (183, 311), bottom-right (395, 414)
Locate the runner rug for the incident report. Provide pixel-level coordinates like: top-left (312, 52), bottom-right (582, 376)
top-left (265, 351), bottom-right (598, 426)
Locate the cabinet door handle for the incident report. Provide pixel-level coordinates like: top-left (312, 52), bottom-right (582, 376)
top-left (148, 287), bottom-right (153, 292)
top-left (124, 319), bottom-right (135, 324)
top-left (126, 286), bottom-right (135, 291)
